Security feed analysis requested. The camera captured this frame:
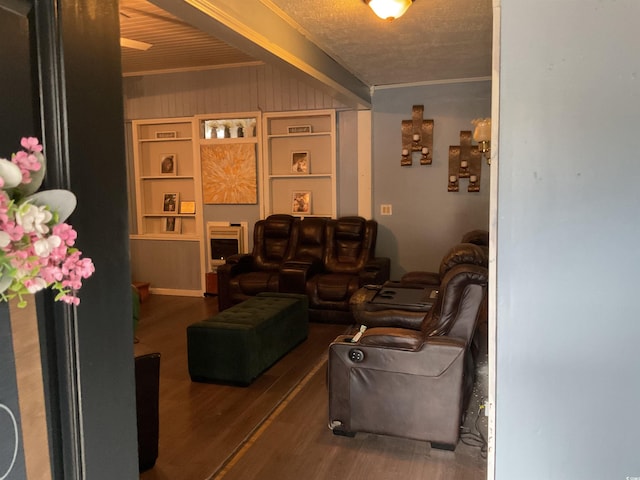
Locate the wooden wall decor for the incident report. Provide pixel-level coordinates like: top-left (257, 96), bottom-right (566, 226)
top-left (401, 105), bottom-right (433, 166)
top-left (458, 131), bottom-right (472, 178)
top-left (201, 143), bottom-right (257, 204)
top-left (447, 154), bottom-right (459, 192)
top-left (467, 147), bottom-right (482, 192)
top-left (448, 130), bottom-right (482, 192)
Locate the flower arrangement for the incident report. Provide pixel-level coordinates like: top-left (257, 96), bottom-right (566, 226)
top-left (0, 137), bottom-right (94, 308)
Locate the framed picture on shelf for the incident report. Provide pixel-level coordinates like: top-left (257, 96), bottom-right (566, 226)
top-left (162, 192), bottom-right (179, 213)
top-left (161, 216), bottom-right (181, 233)
top-left (291, 151), bottom-right (309, 174)
top-left (180, 201), bottom-right (196, 214)
top-left (292, 191), bottom-right (311, 214)
top-left (160, 153), bottom-right (177, 175)
top-left (155, 131), bottom-right (177, 139)
top-left (287, 125), bottom-right (312, 134)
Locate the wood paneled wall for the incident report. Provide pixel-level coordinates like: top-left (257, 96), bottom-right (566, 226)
top-left (122, 63), bottom-right (347, 120)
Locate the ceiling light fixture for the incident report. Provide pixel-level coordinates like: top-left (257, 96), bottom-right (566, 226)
top-left (364, 0), bottom-right (415, 21)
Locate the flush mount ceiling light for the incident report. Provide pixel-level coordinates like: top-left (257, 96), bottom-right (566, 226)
top-left (364, 0), bottom-right (415, 21)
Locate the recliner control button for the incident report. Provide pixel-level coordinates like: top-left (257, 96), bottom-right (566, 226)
top-left (349, 349), bottom-right (364, 362)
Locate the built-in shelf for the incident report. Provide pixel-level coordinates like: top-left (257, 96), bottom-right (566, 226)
top-left (130, 117), bottom-right (205, 296)
top-left (262, 109), bottom-right (337, 218)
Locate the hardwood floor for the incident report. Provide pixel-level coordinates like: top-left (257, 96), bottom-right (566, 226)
top-left (136, 294), bottom-right (487, 480)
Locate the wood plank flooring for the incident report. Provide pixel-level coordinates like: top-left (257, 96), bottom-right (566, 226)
top-left (136, 294), bottom-right (487, 480)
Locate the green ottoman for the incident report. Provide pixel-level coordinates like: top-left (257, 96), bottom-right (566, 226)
top-left (187, 293), bottom-right (308, 385)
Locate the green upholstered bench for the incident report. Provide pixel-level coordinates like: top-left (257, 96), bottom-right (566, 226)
top-left (187, 292), bottom-right (308, 386)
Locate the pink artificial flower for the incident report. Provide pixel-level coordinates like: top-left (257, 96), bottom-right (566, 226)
top-left (59, 294), bottom-right (80, 306)
top-left (12, 150), bottom-right (41, 184)
top-left (21, 137), bottom-right (43, 153)
top-left (24, 277), bottom-right (48, 294)
top-left (0, 221), bottom-right (25, 243)
top-left (52, 223), bottom-right (77, 246)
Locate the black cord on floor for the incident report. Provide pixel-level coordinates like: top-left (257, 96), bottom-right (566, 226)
top-left (459, 404), bottom-right (488, 459)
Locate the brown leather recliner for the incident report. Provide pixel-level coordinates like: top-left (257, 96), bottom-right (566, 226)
top-left (460, 229), bottom-right (489, 246)
top-left (279, 217), bottom-right (329, 294)
top-left (305, 216), bottom-right (390, 323)
top-left (217, 214), bottom-right (299, 311)
top-left (328, 263), bottom-right (488, 450)
top-left (398, 238), bottom-right (488, 289)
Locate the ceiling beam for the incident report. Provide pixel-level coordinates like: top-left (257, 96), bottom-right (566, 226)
top-left (149, 0), bottom-right (372, 108)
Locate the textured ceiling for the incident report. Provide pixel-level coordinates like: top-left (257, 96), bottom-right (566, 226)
top-left (120, 0), bottom-right (492, 86)
top-left (265, 0), bottom-right (492, 86)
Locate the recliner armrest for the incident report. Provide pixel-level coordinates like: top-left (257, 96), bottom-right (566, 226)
top-left (358, 327), bottom-right (423, 350)
top-left (279, 257), bottom-right (324, 294)
top-left (217, 254), bottom-right (255, 278)
top-left (329, 333), bottom-right (466, 377)
top-left (359, 257), bottom-right (390, 285)
top-left (400, 270), bottom-right (440, 287)
top-left (223, 253), bottom-right (254, 266)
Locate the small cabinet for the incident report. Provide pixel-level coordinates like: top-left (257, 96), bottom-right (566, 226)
top-left (262, 110), bottom-right (336, 218)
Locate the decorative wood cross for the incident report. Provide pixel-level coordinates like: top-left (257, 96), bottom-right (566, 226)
top-left (401, 105), bottom-right (433, 166)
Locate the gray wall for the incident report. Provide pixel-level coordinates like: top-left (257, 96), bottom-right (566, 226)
top-left (372, 81), bottom-right (491, 279)
top-left (495, 1), bottom-right (640, 479)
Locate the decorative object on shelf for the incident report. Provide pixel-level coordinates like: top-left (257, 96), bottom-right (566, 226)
top-left (244, 118), bottom-right (256, 138)
top-left (0, 137), bottom-right (95, 307)
top-left (471, 117), bottom-right (491, 165)
top-left (292, 191), bottom-right (311, 214)
top-left (364, 0), bottom-right (414, 21)
top-left (201, 144), bottom-right (257, 204)
top-left (161, 217), bottom-right (181, 234)
top-left (155, 131), bottom-right (177, 139)
top-left (235, 121), bottom-right (245, 138)
top-left (448, 131), bottom-right (482, 193)
top-left (291, 151), bottom-right (309, 173)
top-left (179, 201), bottom-right (196, 214)
top-left (401, 105), bottom-right (433, 166)
top-left (159, 153), bottom-right (177, 175)
top-left (202, 118), bottom-right (256, 139)
top-left (162, 192), bottom-right (179, 212)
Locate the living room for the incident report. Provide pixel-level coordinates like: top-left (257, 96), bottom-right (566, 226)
top-left (123, 6), bottom-right (491, 474)
top-left (2, 1), bottom-right (638, 480)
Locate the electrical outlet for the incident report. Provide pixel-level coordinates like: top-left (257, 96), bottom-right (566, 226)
top-left (380, 204), bottom-right (392, 215)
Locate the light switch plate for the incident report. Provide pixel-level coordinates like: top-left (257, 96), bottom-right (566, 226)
top-left (380, 204), bottom-right (392, 215)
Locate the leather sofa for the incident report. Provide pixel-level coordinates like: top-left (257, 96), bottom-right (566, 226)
top-left (217, 215), bottom-right (390, 324)
top-left (327, 263), bottom-right (488, 450)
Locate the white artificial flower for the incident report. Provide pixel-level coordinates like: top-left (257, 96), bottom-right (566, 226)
top-left (34, 235), bottom-right (62, 257)
top-left (26, 277), bottom-right (48, 294)
top-left (26, 189), bottom-right (77, 223)
top-left (0, 158), bottom-right (22, 188)
top-left (0, 231), bottom-right (10, 248)
top-left (15, 203), bottom-right (52, 235)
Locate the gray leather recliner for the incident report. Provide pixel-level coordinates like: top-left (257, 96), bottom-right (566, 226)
top-left (327, 263), bottom-right (488, 450)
